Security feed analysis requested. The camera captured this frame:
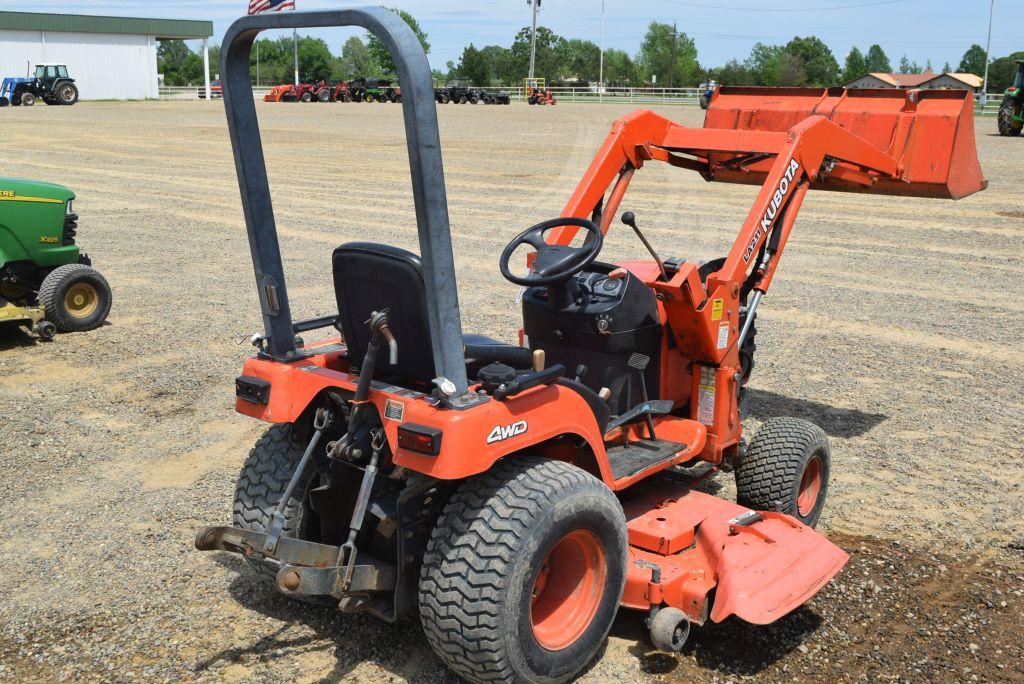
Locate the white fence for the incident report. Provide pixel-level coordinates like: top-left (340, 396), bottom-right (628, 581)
top-left (158, 83), bottom-right (1006, 116)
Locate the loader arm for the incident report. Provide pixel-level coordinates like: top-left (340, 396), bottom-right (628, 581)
top-left (549, 86), bottom-right (987, 303)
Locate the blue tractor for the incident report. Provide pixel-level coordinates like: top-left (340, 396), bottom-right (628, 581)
top-left (0, 64), bottom-right (78, 107)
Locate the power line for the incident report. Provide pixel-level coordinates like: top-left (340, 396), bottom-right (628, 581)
top-left (660, 0), bottom-right (910, 12)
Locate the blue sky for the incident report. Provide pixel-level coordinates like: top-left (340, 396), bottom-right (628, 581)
top-left (7, 1), bottom-right (1023, 73)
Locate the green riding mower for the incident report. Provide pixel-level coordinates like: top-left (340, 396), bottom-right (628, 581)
top-left (0, 178), bottom-right (112, 341)
top-left (998, 60), bottom-right (1024, 137)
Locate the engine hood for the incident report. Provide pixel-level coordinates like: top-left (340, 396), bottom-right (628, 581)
top-left (0, 177), bottom-right (75, 203)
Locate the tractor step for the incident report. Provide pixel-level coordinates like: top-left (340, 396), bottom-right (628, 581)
top-left (607, 438), bottom-right (687, 480)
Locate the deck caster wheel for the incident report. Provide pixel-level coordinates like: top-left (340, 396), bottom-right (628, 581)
top-left (37, 320), bottom-right (57, 341)
top-left (649, 607), bottom-right (690, 652)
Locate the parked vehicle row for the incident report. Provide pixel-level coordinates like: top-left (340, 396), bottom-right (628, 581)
top-left (263, 78), bottom-right (403, 103)
top-left (262, 79), bottom-right (513, 106)
top-left (434, 84), bottom-right (511, 105)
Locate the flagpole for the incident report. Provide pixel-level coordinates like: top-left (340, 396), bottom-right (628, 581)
top-left (293, 28), bottom-right (299, 85)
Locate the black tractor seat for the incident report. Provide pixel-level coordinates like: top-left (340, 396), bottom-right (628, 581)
top-left (333, 242), bottom-right (531, 384)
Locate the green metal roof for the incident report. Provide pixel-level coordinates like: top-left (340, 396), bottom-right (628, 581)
top-left (0, 11), bottom-right (212, 40)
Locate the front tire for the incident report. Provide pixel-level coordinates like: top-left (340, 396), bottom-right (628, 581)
top-left (998, 100), bottom-right (1022, 136)
top-left (20, 92), bottom-right (35, 106)
top-left (735, 417), bottom-right (831, 528)
top-left (38, 264), bottom-right (112, 332)
top-left (419, 457), bottom-right (627, 683)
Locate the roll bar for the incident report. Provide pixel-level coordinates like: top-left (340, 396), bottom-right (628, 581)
top-left (220, 7), bottom-right (470, 396)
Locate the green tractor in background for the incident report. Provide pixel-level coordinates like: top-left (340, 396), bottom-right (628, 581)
top-left (0, 178), bottom-right (112, 341)
top-left (998, 60), bottom-right (1024, 136)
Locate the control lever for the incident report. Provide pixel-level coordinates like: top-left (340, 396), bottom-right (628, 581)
top-left (621, 212), bottom-right (668, 281)
top-left (573, 364), bottom-right (588, 383)
top-left (331, 310), bottom-right (394, 460)
top-left (493, 364), bottom-right (565, 400)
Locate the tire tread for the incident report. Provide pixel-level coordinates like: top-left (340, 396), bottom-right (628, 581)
top-left (418, 457), bottom-right (621, 683)
top-left (735, 417), bottom-right (827, 519)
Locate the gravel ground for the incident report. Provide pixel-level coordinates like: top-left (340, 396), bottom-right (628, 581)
top-left (0, 100), bottom-right (1021, 682)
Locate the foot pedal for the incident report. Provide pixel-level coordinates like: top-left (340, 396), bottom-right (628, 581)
top-left (605, 400), bottom-right (674, 434)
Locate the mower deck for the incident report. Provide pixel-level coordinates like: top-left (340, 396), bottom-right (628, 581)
top-left (621, 483), bottom-right (850, 625)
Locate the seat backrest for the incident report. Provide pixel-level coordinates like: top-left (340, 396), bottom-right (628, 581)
top-left (332, 242), bottom-right (435, 382)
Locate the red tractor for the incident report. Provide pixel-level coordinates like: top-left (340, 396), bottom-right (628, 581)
top-left (330, 81), bottom-right (353, 102)
top-left (528, 86), bottom-right (556, 105)
top-left (198, 9), bottom-right (987, 683)
top-left (293, 82), bottom-right (317, 102)
top-left (314, 80), bottom-right (334, 102)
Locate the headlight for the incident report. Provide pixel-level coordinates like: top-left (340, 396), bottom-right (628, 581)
top-left (66, 199), bottom-right (74, 215)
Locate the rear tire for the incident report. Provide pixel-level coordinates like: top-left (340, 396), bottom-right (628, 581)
top-left (735, 417), bottom-right (831, 528)
top-left (318, 90), bottom-right (330, 102)
top-left (38, 264), bottom-right (112, 333)
top-left (419, 456), bottom-right (628, 683)
top-left (56, 82), bottom-right (79, 105)
top-left (232, 424), bottom-right (333, 604)
top-left (998, 100), bottom-right (1022, 136)
top-left (300, 92), bottom-right (313, 103)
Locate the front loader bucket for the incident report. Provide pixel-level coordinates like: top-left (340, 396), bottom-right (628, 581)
top-left (704, 86), bottom-right (987, 199)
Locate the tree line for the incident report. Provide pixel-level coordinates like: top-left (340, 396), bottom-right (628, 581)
top-left (157, 10), bottom-right (1024, 94)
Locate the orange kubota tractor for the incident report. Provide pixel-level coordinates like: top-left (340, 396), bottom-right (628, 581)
top-left (262, 83), bottom-right (295, 102)
top-left (196, 9), bottom-right (986, 683)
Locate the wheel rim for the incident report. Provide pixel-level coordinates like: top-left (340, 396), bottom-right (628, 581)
top-left (530, 529), bottom-right (606, 651)
top-left (60, 85), bottom-right (74, 100)
top-left (64, 283), bottom-right (99, 319)
top-left (797, 455), bottom-right (823, 517)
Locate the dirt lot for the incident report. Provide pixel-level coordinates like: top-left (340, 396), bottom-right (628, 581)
top-left (1, 99), bottom-right (1022, 682)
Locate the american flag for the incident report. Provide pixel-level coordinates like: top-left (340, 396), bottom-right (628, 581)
top-left (248, 0), bottom-right (295, 14)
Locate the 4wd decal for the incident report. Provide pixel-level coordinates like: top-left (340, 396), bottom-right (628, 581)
top-left (486, 420), bottom-right (528, 444)
top-left (743, 157), bottom-right (801, 263)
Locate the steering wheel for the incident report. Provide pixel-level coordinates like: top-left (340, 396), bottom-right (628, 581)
top-left (499, 217), bottom-right (603, 286)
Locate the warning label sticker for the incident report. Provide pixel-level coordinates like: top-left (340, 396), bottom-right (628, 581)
top-left (717, 323), bottom-right (730, 349)
top-left (697, 366), bottom-right (716, 425)
top-left (711, 299), bottom-right (723, 321)
top-left (384, 399), bottom-right (405, 422)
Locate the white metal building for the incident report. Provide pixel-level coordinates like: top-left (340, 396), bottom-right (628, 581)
top-left (0, 11), bottom-right (213, 100)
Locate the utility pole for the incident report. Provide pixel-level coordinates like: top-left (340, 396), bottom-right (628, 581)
top-left (293, 28), bottom-right (300, 85)
top-left (982, 0), bottom-right (995, 104)
top-left (668, 22), bottom-right (677, 89)
top-left (599, 0), bottom-right (605, 99)
top-left (532, 0), bottom-right (540, 80)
